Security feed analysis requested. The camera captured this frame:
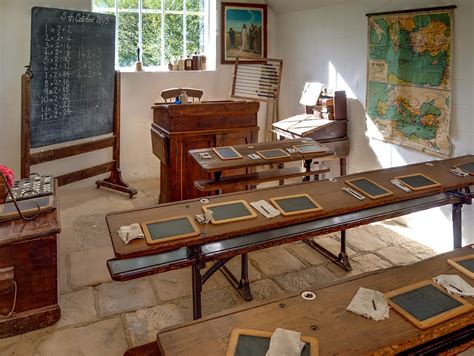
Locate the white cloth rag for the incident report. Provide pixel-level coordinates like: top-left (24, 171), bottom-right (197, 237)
top-left (433, 274), bottom-right (474, 297)
top-left (346, 287), bottom-right (390, 321)
top-left (265, 328), bottom-right (305, 356)
top-left (117, 223), bottom-right (144, 244)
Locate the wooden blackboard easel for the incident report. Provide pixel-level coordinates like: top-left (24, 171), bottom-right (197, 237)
top-left (21, 70), bottom-right (137, 197)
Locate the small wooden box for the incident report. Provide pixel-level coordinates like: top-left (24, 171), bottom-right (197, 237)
top-left (0, 182), bottom-right (60, 338)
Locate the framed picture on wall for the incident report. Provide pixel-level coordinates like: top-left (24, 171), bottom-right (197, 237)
top-left (221, 2), bottom-right (267, 64)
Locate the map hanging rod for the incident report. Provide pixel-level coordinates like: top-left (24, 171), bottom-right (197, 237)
top-left (366, 5), bottom-right (456, 17)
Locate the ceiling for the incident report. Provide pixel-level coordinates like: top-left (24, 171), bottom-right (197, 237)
top-left (267, 0), bottom-right (356, 13)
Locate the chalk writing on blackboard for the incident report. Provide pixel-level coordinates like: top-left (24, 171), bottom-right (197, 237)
top-left (30, 7), bottom-right (115, 148)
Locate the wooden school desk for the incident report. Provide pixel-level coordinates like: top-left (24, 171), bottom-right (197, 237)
top-left (189, 138), bottom-right (334, 194)
top-left (156, 246), bottom-right (474, 356)
top-left (150, 100), bottom-right (259, 203)
top-left (106, 155), bottom-right (474, 320)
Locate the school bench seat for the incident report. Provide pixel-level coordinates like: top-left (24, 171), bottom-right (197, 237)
top-left (194, 167), bottom-right (330, 192)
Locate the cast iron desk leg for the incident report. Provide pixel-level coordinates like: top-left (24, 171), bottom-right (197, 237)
top-left (192, 264), bottom-right (203, 320)
top-left (304, 230), bottom-right (353, 271)
top-left (452, 202), bottom-right (463, 249)
top-left (303, 159), bottom-right (312, 182)
top-left (221, 254), bottom-right (253, 301)
top-left (214, 171), bottom-right (222, 195)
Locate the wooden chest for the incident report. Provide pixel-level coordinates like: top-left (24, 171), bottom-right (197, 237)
top-left (0, 186), bottom-right (60, 338)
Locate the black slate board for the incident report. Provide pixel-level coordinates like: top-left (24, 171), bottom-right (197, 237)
top-left (347, 178), bottom-right (390, 197)
top-left (458, 258), bottom-right (474, 273)
top-left (207, 202), bottom-right (253, 221)
top-left (29, 7), bottom-right (116, 148)
top-left (397, 174), bottom-right (438, 189)
top-left (457, 162), bottom-right (474, 174)
top-left (274, 196), bottom-right (318, 213)
top-left (391, 284), bottom-right (462, 321)
top-left (213, 147), bottom-right (242, 160)
top-left (145, 217), bottom-right (197, 241)
top-left (234, 334), bottom-right (312, 356)
top-left (257, 149), bottom-right (290, 159)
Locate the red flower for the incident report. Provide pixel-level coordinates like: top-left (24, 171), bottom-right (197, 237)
top-left (0, 165), bottom-right (14, 188)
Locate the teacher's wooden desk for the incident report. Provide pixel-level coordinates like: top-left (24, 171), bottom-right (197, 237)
top-left (156, 246), bottom-right (474, 356)
top-left (106, 155), bottom-right (474, 319)
top-left (189, 138), bottom-right (334, 193)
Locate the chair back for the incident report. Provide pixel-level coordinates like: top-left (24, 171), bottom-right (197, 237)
top-left (160, 88), bottom-right (203, 103)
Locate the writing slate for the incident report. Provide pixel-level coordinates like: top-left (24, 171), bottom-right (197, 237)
top-left (202, 200), bottom-right (257, 225)
top-left (226, 329), bottom-right (318, 356)
top-left (257, 149), bottom-right (290, 160)
top-left (30, 7), bottom-right (116, 148)
top-left (270, 194), bottom-right (322, 216)
top-left (345, 178), bottom-right (393, 199)
top-left (385, 281), bottom-right (472, 329)
top-left (142, 216), bottom-right (200, 245)
top-left (0, 196), bottom-right (54, 221)
top-left (395, 174), bottom-right (441, 191)
top-left (456, 162), bottom-right (474, 175)
top-left (212, 147), bottom-right (243, 160)
top-left (293, 144), bottom-right (328, 154)
top-left (447, 254), bottom-right (474, 279)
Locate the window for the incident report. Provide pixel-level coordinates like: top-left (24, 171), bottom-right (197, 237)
top-left (92, 0), bottom-right (211, 69)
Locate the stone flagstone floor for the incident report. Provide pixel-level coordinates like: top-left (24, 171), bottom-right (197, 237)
top-left (0, 180), bottom-right (443, 355)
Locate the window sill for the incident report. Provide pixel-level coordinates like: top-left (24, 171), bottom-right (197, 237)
top-left (118, 67), bottom-right (216, 73)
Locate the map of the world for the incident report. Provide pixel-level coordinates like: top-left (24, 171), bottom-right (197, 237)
top-left (366, 9), bottom-right (454, 156)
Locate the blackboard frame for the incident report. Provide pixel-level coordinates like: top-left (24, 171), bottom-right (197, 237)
top-left (293, 143), bottom-right (328, 154)
top-left (385, 280), bottom-right (472, 329)
top-left (21, 71), bottom-right (136, 197)
top-left (447, 254), bottom-right (474, 279)
top-left (226, 328), bottom-right (319, 356)
top-left (202, 200), bottom-right (257, 225)
top-left (345, 177), bottom-right (393, 199)
top-left (394, 173), bottom-right (441, 191)
top-left (256, 148), bottom-right (290, 160)
top-left (212, 146), bottom-right (243, 160)
top-left (270, 194), bottom-right (323, 216)
top-left (454, 162), bottom-right (474, 176)
top-left (142, 215), bottom-right (200, 245)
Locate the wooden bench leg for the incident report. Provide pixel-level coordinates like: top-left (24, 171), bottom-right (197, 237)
top-left (303, 230), bottom-right (353, 271)
top-left (220, 254), bottom-right (253, 301)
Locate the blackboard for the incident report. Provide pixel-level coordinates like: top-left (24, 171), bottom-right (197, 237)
top-left (226, 329), bottom-right (318, 356)
top-left (29, 7), bottom-right (116, 148)
top-left (345, 177), bottom-right (393, 199)
top-left (212, 147), bottom-right (243, 160)
top-left (142, 216), bottom-right (200, 245)
top-left (202, 200), bottom-right (257, 225)
top-left (257, 149), bottom-right (290, 159)
top-left (270, 194), bottom-right (323, 216)
top-left (447, 254), bottom-right (474, 279)
top-left (293, 144), bottom-right (328, 154)
top-left (395, 174), bottom-right (441, 191)
top-left (385, 281), bottom-right (472, 329)
top-left (456, 162), bottom-right (474, 175)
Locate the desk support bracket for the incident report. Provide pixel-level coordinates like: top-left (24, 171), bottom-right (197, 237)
top-left (220, 254), bottom-right (253, 301)
top-left (303, 230), bottom-right (353, 271)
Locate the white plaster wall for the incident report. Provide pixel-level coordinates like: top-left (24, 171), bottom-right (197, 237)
top-left (0, 0), bottom-right (275, 184)
top-left (274, 0), bottom-right (474, 249)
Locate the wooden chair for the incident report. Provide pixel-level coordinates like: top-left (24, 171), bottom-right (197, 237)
top-left (160, 88), bottom-right (203, 102)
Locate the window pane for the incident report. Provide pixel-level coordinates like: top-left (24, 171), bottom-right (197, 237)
top-left (118, 12), bottom-right (139, 67)
top-left (93, 0), bottom-right (115, 9)
top-left (118, 0), bottom-right (138, 9)
top-left (143, 0), bottom-right (162, 9)
top-left (186, 0), bottom-right (204, 12)
top-left (164, 14), bottom-right (183, 63)
top-left (165, 0), bottom-right (183, 11)
top-left (142, 14), bottom-right (162, 66)
top-left (186, 14), bottom-right (203, 55)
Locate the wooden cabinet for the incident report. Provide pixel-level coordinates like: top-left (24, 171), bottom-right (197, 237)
top-left (151, 101), bottom-right (259, 202)
top-left (0, 185), bottom-right (60, 338)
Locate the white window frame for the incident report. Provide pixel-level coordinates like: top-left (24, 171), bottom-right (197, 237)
top-left (91, 0), bottom-right (212, 70)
